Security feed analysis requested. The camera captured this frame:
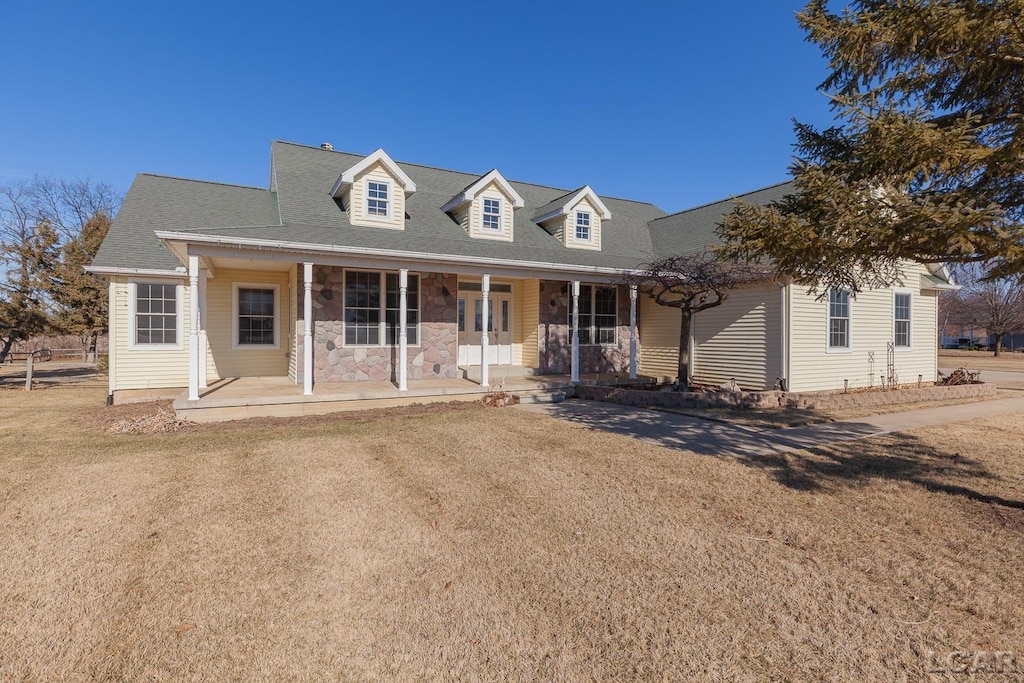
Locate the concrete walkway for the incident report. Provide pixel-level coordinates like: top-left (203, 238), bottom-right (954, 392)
top-left (519, 395), bottom-right (1024, 457)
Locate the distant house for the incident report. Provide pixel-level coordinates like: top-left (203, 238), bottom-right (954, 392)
top-left (87, 142), bottom-right (955, 413)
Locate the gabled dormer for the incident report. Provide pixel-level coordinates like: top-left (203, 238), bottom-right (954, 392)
top-left (441, 169), bottom-right (525, 242)
top-left (330, 149), bottom-right (416, 230)
top-left (533, 186), bottom-right (611, 251)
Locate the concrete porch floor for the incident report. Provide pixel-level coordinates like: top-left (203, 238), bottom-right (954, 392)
top-left (172, 372), bottom-right (653, 422)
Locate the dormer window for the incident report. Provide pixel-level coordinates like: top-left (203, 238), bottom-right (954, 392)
top-left (575, 211), bottom-right (591, 241)
top-left (483, 198), bottom-right (502, 230)
top-left (533, 185), bottom-right (611, 251)
top-left (366, 180), bottom-right (390, 218)
top-left (441, 169), bottom-right (524, 242)
top-left (330, 148), bottom-right (416, 230)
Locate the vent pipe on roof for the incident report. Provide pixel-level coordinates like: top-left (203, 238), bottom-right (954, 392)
top-left (320, 142), bottom-right (334, 151)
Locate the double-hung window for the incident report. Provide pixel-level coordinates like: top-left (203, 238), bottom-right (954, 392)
top-left (571, 285), bottom-right (617, 345)
top-left (894, 292), bottom-right (911, 348)
top-left (575, 211), bottom-right (591, 241)
top-left (828, 289), bottom-right (850, 350)
top-left (366, 180), bottom-right (389, 217)
top-left (482, 198), bottom-right (501, 230)
top-left (134, 282), bottom-right (178, 345)
top-left (235, 287), bottom-right (277, 346)
top-left (344, 270), bottom-right (419, 346)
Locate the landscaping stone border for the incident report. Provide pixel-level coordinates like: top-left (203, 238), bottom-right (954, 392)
top-left (575, 382), bottom-right (997, 411)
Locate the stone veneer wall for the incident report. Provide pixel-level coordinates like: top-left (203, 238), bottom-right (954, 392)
top-left (538, 280), bottom-right (633, 374)
top-left (303, 267), bottom-right (459, 383)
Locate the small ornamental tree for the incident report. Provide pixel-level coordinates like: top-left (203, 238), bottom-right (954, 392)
top-left (626, 251), bottom-right (769, 388)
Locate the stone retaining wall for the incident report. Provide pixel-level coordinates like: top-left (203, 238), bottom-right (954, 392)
top-left (575, 382), bottom-right (997, 411)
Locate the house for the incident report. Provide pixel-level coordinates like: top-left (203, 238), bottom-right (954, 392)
top-left (87, 141), bottom-right (956, 414)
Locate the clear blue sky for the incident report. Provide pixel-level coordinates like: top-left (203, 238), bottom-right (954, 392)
top-left (0, 0), bottom-right (837, 214)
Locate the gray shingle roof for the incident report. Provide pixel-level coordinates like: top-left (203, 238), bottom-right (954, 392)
top-left (531, 188), bottom-right (581, 222)
top-left (261, 142), bottom-right (664, 270)
top-left (92, 174), bottom-right (280, 270)
top-left (647, 181), bottom-right (795, 258)
top-left (93, 140), bottom-right (794, 275)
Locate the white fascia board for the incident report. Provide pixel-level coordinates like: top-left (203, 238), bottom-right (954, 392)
top-left (85, 265), bottom-right (188, 278)
top-left (334, 148), bottom-right (417, 198)
top-left (921, 273), bottom-right (960, 291)
top-left (534, 186), bottom-right (612, 224)
top-left (442, 169), bottom-right (525, 213)
top-left (154, 230), bottom-right (639, 277)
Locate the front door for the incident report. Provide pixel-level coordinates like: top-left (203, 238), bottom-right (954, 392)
top-left (458, 293), bottom-right (512, 365)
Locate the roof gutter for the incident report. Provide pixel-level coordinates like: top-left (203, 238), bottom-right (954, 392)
top-left (85, 265), bottom-right (187, 278)
top-left (153, 230), bottom-right (641, 277)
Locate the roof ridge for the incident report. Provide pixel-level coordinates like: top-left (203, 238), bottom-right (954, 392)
top-left (137, 173), bottom-right (273, 193)
top-left (650, 180), bottom-right (794, 222)
top-left (271, 140), bottom-right (663, 209)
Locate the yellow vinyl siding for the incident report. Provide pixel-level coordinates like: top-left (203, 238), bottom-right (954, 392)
top-left (692, 284), bottom-right (782, 391)
top-left (787, 262), bottom-right (939, 392)
top-left (111, 277), bottom-right (190, 390)
top-left (205, 268), bottom-right (291, 379)
top-left (348, 162), bottom-right (405, 230)
top-left (468, 181), bottom-right (515, 241)
top-left (452, 205), bottom-right (470, 234)
top-left (517, 279), bottom-right (540, 367)
top-left (287, 264), bottom-right (298, 383)
top-left (638, 296), bottom-right (681, 380)
top-left (564, 197), bottom-right (602, 250)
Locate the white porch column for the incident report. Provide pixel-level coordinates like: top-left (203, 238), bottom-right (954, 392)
top-left (481, 274), bottom-right (490, 389)
top-left (571, 280), bottom-right (580, 384)
top-left (187, 254), bottom-right (200, 401)
top-left (629, 284), bottom-right (638, 379)
top-left (398, 268), bottom-right (409, 391)
top-left (303, 262), bottom-right (313, 396)
top-left (198, 267), bottom-right (208, 388)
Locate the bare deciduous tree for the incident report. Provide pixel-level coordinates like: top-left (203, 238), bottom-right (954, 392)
top-left (626, 251), bottom-right (770, 388)
top-left (0, 183), bottom-right (60, 363)
top-left (0, 177), bottom-right (119, 363)
top-left (945, 263), bottom-right (1024, 356)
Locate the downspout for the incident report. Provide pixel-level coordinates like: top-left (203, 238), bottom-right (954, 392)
top-left (780, 282), bottom-right (788, 392)
top-left (688, 312), bottom-right (696, 385)
top-left (107, 278), bottom-right (116, 404)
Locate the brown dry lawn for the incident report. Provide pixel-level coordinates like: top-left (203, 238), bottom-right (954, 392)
top-left (1, 387), bottom-right (1023, 680)
top-left (940, 348), bottom-right (1024, 372)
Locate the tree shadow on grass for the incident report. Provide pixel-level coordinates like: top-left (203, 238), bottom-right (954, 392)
top-left (534, 399), bottom-right (1024, 511)
top-left (740, 433), bottom-right (1023, 510)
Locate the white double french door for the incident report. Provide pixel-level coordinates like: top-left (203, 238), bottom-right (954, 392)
top-left (458, 292), bottom-right (512, 366)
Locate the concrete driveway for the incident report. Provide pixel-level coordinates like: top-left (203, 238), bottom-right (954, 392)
top-left (519, 395), bottom-right (1024, 457)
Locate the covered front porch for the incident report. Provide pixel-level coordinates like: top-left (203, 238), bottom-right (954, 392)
top-left (169, 239), bottom-right (644, 408)
top-left (172, 371), bottom-right (655, 422)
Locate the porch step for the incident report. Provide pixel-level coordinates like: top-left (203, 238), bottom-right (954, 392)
top-left (513, 388), bottom-right (571, 404)
top-left (460, 365), bottom-right (538, 383)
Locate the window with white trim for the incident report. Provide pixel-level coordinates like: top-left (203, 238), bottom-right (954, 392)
top-left (894, 292), bottom-right (911, 348)
top-left (482, 198), bottom-right (501, 230)
top-left (575, 211), bottom-right (591, 241)
top-left (366, 180), bottom-right (390, 217)
top-left (828, 289), bottom-right (850, 349)
top-left (237, 287), bottom-right (276, 345)
top-left (344, 270), bottom-right (420, 346)
top-left (134, 283), bottom-right (178, 345)
top-left (571, 285), bottom-right (617, 345)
